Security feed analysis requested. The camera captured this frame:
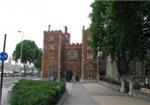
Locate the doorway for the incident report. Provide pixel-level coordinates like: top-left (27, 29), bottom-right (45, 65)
top-left (65, 70), bottom-right (73, 81)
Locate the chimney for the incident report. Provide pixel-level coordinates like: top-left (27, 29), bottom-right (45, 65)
top-left (64, 26), bottom-right (68, 33)
top-left (48, 25), bottom-right (51, 32)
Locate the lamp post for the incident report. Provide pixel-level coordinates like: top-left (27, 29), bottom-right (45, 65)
top-left (18, 31), bottom-right (24, 78)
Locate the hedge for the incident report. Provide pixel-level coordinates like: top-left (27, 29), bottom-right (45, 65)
top-left (10, 79), bottom-right (66, 105)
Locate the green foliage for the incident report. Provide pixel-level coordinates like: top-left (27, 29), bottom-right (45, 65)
top-left (13, 40), bottom-right (38, 64)
top-left (90, 0), bottom-right (150, 76)
top-left (34, 48), bottom-right (42, 70)
top-left (89, 1), bottom-right (109, 57)
top-left (13, 40), bottom-right (42, 75)
top-left (10, 79), bottom-right (66, 105)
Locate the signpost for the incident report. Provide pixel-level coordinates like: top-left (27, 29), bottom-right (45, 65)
top-left (0, 34), bottom-right (8, 105)
top-left (0, 52), bottom-right (8, 61)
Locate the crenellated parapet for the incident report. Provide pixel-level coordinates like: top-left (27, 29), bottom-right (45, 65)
top-left (70, 43), bottom-right (82, 46)
top-left (44, 25), bottom-right (71, 35)
top-left (64, 43), bottom-right (82, 48)
top-left (44, 30), bottom-right (62, 34)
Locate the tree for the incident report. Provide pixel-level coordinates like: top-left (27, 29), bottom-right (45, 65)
top-left (90, 0), bottom-right (150, 94)
top-left (89, 1), bottom-right (109, 57)
top-left (13, 40), bottom-right (39, 76)
top-left (34, 48), bottom-right (42, 74)
top-left (106, 1), bottom-right (150, 94)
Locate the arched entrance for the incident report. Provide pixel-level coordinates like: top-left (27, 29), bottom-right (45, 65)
top-left (65, 70), bottom-right (73, 81)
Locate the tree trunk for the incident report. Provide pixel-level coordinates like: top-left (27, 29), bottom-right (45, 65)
top-left (31, 67), bottom-right (33, 77)
top-left (128, 76), bottom-right (134, 95)
top-left (23, 64), bottom-right (26, 76)
top-left (120, 76), bottom-right (126, 93)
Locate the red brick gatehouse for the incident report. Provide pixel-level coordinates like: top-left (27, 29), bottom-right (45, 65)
top-left (42, 25), bottom-right (97, 82)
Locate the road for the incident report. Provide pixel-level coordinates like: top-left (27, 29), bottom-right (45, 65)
top-left (2, 76), bottom-right (41, 87)
top-left (2, 77), bottom-right (19, 88)
top-left (0, 77), bottom-right (19, 105)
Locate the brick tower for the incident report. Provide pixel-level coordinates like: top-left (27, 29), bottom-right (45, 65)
top-left (42, 25), bottom-right (70, 79)
top-left (42, 25), bottom-right (97, 81)
top-left (81, 26), bottom-right (97, 82)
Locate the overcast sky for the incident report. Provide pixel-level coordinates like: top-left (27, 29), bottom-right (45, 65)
top-left (0, 0), bottom-right (93, 62)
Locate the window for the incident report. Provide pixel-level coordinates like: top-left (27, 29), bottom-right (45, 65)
top-left (68, 50), bottom-right (77, 60)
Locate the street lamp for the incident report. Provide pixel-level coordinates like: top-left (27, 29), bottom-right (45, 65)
top-left (18, 31), bottom-right (24, 77)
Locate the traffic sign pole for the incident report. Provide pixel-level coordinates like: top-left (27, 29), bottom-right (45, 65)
top-left (0, 52), bottom-right (8, 61)
top-left (0, 34), bottom-right (7, 105)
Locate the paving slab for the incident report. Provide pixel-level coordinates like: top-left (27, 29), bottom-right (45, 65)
top-left (63, 82), bottom-right (99, 105)
top-left (1, 88), bottom-right (9, 105)
top-left (82, 83), bottom-right (150, 105)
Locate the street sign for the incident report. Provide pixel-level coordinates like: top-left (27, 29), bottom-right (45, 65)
top-left (0, 34), bottom-right (7, 104)
top-left (0, 52), bottom-right (8, 61)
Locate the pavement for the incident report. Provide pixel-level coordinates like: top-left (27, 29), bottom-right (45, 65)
top-left (63, 82), bottom-right (99, 105)
top-left (1, 77), bottom-right (18, 105)
top-left (64, 82), bottom-right (150, 105)
top-left (1, 87), bottom-right (9, 105)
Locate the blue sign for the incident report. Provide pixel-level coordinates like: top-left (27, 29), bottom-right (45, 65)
top-left (0, 52), bottom-right (8, 61)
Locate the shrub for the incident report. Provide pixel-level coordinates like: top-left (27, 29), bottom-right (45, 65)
top-left (10, 79), bottom-right (66, 105)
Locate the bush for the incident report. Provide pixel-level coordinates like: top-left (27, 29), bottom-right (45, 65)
top-left (10, 79), bottom-right (66, 105)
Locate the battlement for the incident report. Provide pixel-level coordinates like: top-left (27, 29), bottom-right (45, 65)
top-left (67, 43), bottom-right (81, 46)
top-left (51, 30), bottom-right (62, 33)
top-left (71, 43), bottom-right (82, 46)
top-left (44, 25), bottom-right (71, 35)
top-left (44, 30), bottom-right (62, 33)
top-left (64, 43), bottom-right (82, 48)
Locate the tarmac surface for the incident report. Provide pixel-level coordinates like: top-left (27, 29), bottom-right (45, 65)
top-left (64, 82), bottom-right (150, 105)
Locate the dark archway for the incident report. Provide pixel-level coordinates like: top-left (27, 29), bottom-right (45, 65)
top-left (65, 70), bottom-right (73, 81)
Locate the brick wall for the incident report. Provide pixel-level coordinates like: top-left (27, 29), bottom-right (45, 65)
top-left (82, 28), bottom-right (97, 80)
top-left (63, 43), bottom-right (82, 79)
